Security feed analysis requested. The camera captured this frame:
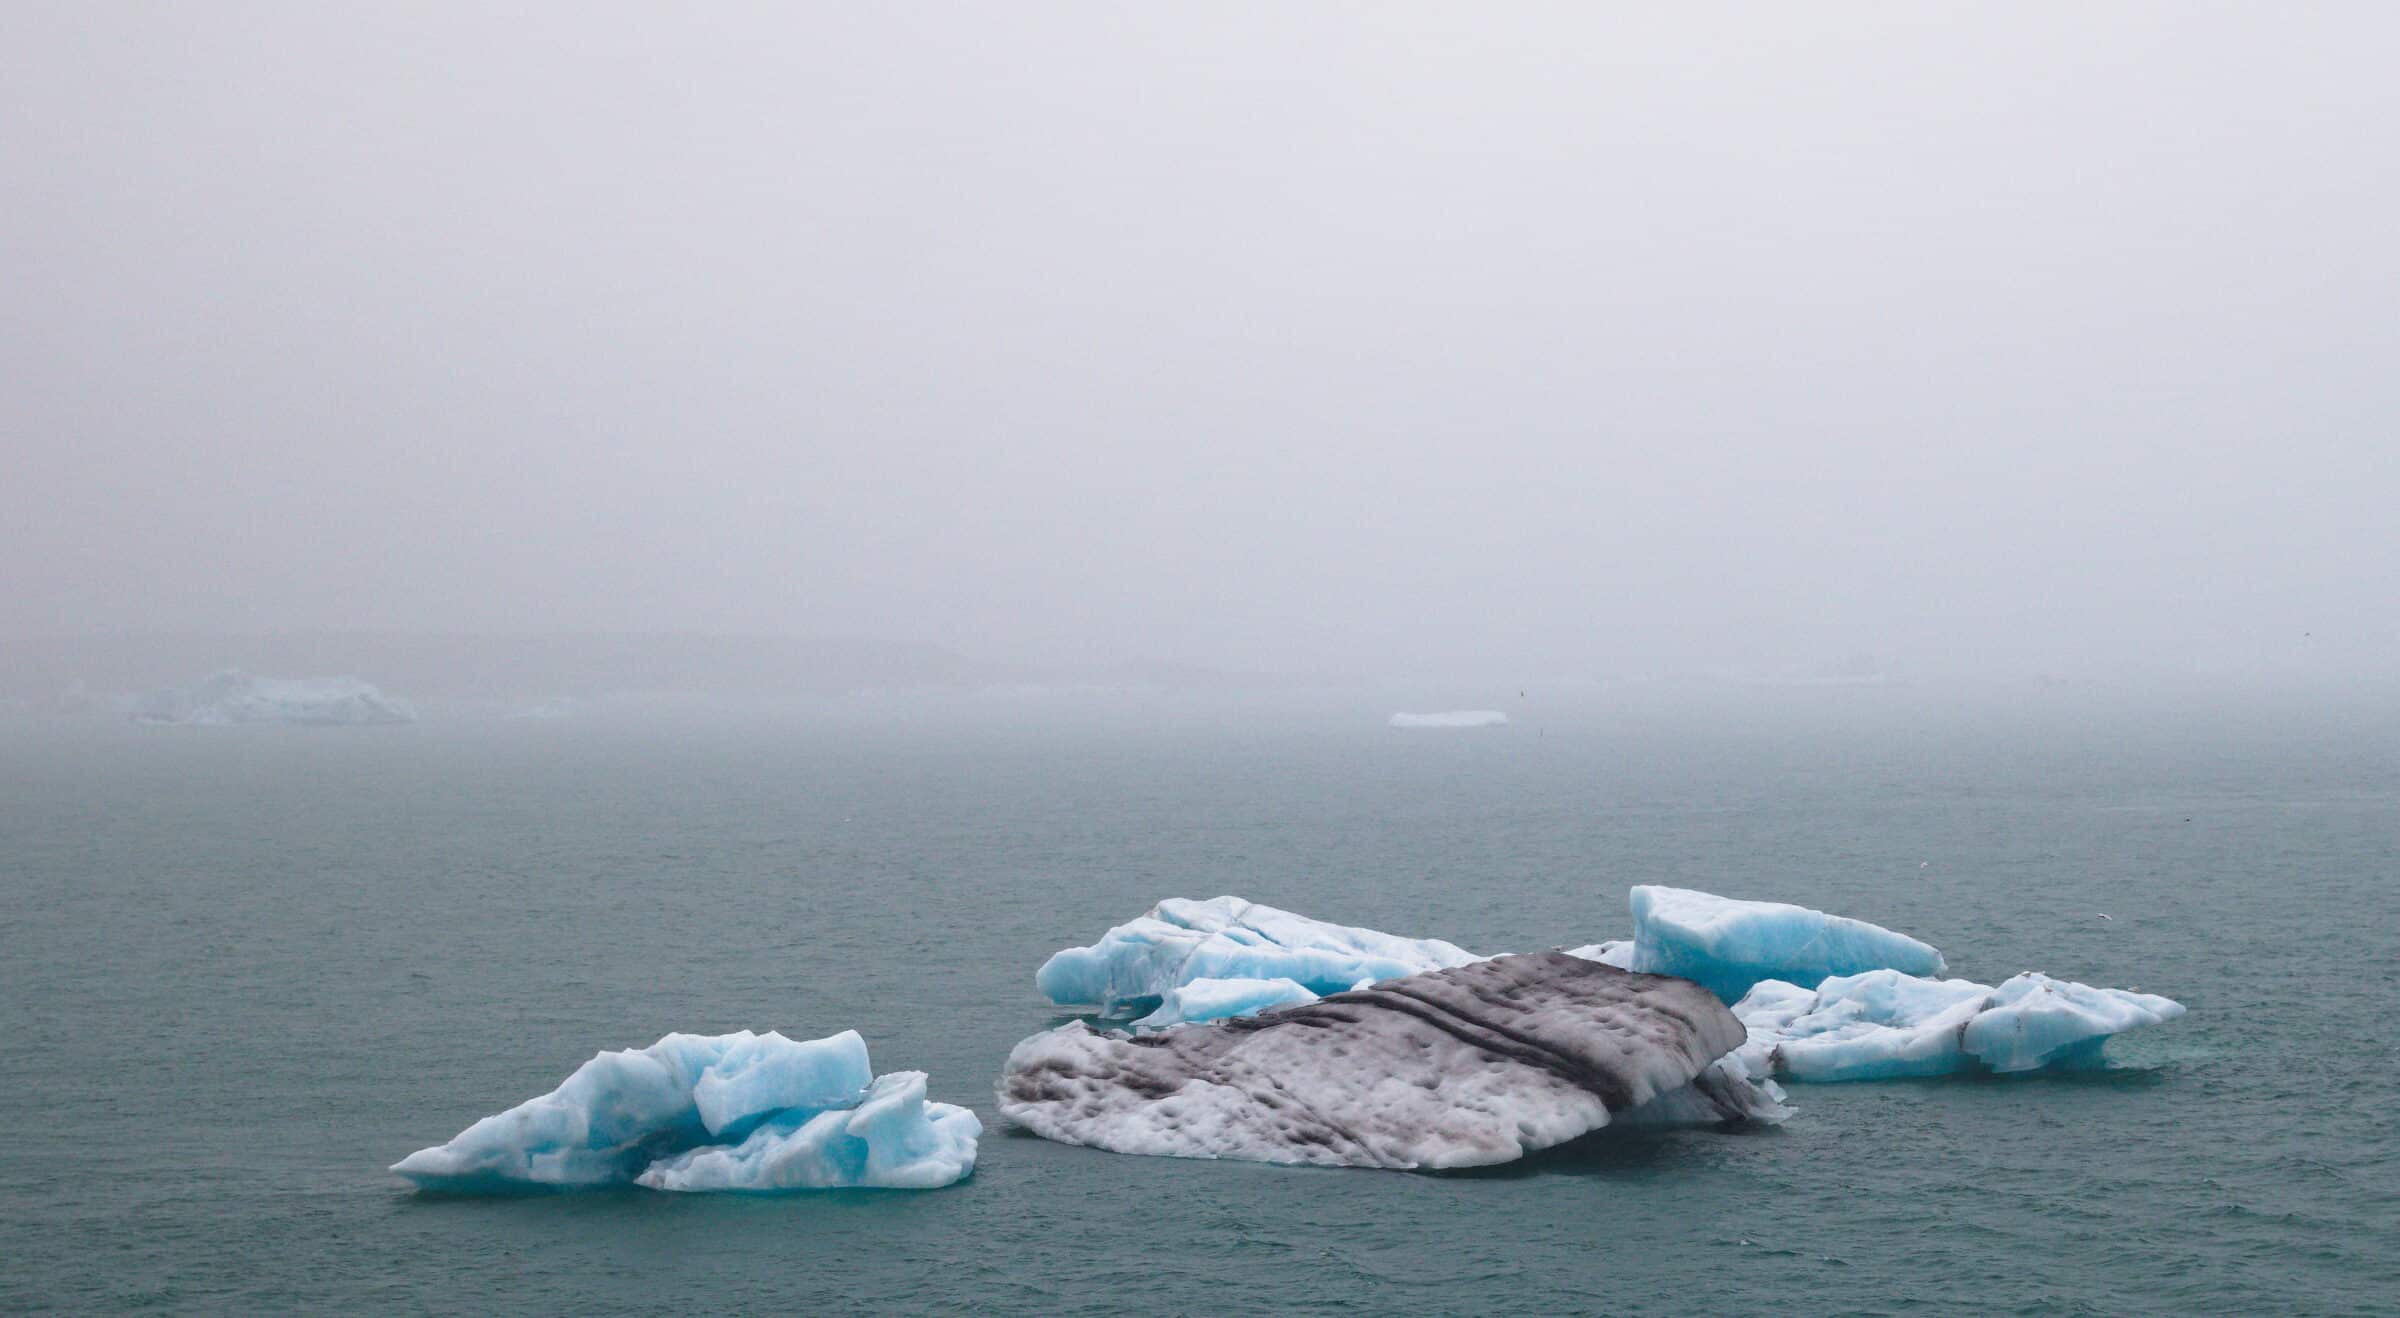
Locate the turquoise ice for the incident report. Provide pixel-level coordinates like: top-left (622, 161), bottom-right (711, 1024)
top-left (390, 1029), bottom-right (975, 1192)
top-left (1627, 884), bottom-right (1946, 1001)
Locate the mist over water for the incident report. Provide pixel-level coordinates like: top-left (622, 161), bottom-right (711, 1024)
top-left (4, 4), bottom-right (2395, 683)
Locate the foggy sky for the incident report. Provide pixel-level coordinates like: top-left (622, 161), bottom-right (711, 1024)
top-left (4, 3), bottom-right (2394, 680)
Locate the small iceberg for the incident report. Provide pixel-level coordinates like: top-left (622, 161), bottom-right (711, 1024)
top-left (1388, 710), bottom-right (1509, 729)
top-left (391, 1029), bottom-right (977, 1192)
top-left (1625, 885), bottom-right (1945, 1002)
top-left (1730, 969), bottom-right (2186, 1082)
top-left (1034, 896), bottom-right (1479, 1015)
top-left (130, 669), bottom-right (415, 726)
top-left (1000, 952), bottom-right (1786, 1170)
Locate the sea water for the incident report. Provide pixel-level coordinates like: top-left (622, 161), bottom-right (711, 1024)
top-left (1, 689), bottom-right (2392, 1313)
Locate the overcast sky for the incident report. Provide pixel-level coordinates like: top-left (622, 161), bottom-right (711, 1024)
top-left (4, 3), bottom-right (2393, 679)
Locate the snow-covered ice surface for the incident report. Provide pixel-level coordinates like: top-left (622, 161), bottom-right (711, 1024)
top-left (1035, 896), bottom-right (1479, 1013)
top-left (1387, 710), bottom-right (1509, 728)
top-left (1627, 884), bottom-right (1945, 1001)
top-left (1129, 976), bottom-right (1323, 1030)
top-left (999, 952), bottom-right (1785, 1170)
top-left (391, 1029), bottom-right (977, 1192)
top-left (1563, 939), bottom-right (1634, 968)
top-left (129, 670), bottom-right (415, 726)
top-left (1730, 969), bottom-right (2187, 1082)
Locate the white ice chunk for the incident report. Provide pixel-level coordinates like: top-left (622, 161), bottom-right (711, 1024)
top-left (1388, 710), bottom-right (1509, 728)
top-left (1563, 940), bottom-right (1635, 968)
top-left (1130, 976), bottom-right (1320, 1030)
top-left (129, 669), bottom-right (415, 726)
top-left (1731, 969), bottom-right (2185, 1082)
top-left (1628, 885), bottom-right (1946, 1002)
top-left (1962, 972), bottom-right (2187, 1073)
top-left (391, 1029), bottom-right (970, 1192)
top-left (1035, 896), bottom-right (1480, 1013)
top-left (638, 1072), bottom-right (982, 1192)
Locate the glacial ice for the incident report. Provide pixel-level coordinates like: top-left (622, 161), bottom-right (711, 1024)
top-left (999, 952), bottom-right (1787, 1170)
top-left (1730, 969), bottom-right (2186, 1082)
top-left (391, 1029), bottom-right (977, 1192)
top-left (1035, 897), bottom-right (1479, 1013)
top-left (129, 669), bottom-right (416, 726)
top-left (1388, 709), bottom-right (1509, 728)
top-left (638, 1072), bottom-right (981, 1192)
top-left (1129, 976), bottom-right (1323, 1030)
top-left (1627, 884), bottom-right (1945, 1001)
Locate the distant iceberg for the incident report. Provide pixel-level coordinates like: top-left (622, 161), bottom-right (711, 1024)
top-left (391, 1029), bottom-right (977, 1192)
top-left (1388, 710), bottom-right (1509, 729)
top-left (1625, 885), bottom-right (1945, 1002)
top-left (1730, 969), bottom-right (2185, 1081)
top-left (130, 669), bottom-right (415, 726)
top-left (1000, 952), bottom-right (1786, 1170)
top-left (1035, 896), bottom-right (1479, 1014)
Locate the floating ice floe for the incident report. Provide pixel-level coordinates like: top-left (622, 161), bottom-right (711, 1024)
top-left (130, 669), bottom-right (416, 726)
top-left (1729, 969), bottom-right (2186, 1082)
top-left (999, 952), bottom-right (1787, 1170)
top-left (1035, 896), bottom-right (1479, 1015)
top-left (391, 1029), bottom-right (977, 1192)
top-left (1623, 885), bottom-right (1945, 1002)
top-left (1388, 710), bottom-right (1509, 729)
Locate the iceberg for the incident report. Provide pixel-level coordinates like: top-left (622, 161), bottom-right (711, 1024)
top-left (130, 669), bottom-right (415, 726)
top-left (1730, 969), bottom-right (2185, 1082)
top-left (1388, 710), bottom-right (1509, 728)
top-left (391, 1028), bottom-right (977, 1192)
top-left (1627, 884), bottom-right (1945, 1002)
top-left (1129, 976), bottom-right (1323, 1030)
top-left (1035, 896), bottom-right (1479, 1014)
top-left (998, 952), bottom-right (1786, 1171)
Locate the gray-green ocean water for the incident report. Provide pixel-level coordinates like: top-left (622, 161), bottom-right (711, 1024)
top-left (3, 692), bottom-right (2395, 1314)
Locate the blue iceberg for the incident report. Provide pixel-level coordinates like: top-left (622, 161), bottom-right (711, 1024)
top-left (1035, 897), bottom-right (1479, 1014)
top-left (1627, 885), bottom-right (1946, 1002)
top-left (390, 1029), bottom-right (977, 1192)
top-left (1730, 969), bottom-right (2185, 1082)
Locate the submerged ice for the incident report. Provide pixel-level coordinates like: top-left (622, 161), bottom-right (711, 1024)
top-left (1731, 969), bottom-right (2186, 1082)
top-left (1035, 896), bottom-right (1478, 1014)
top-left (1626, 884), bottom-right (1945, 1001)
top-left (130, 669), bottom-right (415, 726)
top-left (999, 952), bottom-right (1786, 1170)
top-left (391, 1029), bottom-right (977, 1192)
